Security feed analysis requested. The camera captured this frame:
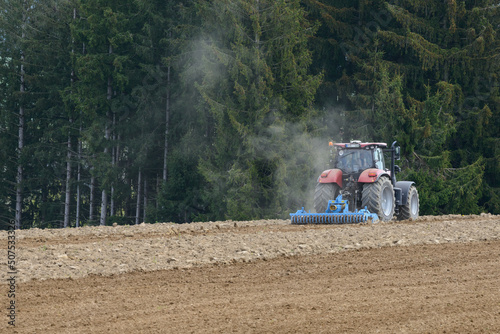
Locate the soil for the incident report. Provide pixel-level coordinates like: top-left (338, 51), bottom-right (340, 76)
top-left (1, 214), bottom-right (500, 333)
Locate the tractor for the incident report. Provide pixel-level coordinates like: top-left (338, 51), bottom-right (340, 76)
top-left (311, 140), bottom-right (419, 222)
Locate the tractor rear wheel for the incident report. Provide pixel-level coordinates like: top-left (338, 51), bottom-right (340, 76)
top-left (314, 183), bottom-right (339, 213)
top-left (397, 186), bottom-right (419, 220)
top-left (362, 177), bottom-right (395, 221)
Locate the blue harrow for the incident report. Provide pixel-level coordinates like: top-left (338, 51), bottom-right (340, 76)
top-left (290, 194), bottom-right (379, 224)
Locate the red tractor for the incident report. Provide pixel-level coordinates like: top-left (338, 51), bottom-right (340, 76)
top-left (314, 140), bottom-right (419, 221)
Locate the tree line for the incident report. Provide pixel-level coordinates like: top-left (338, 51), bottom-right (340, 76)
top-left (1, 0), bottom-right (498, 229)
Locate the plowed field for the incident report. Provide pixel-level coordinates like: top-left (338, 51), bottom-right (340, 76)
top-left (2, 214), bottom-right (500, 333)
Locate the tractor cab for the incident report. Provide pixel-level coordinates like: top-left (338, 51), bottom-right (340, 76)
top-left (333, 145), bottom-right (386, 173)
top-left (328, 141), bottom-right (389, 186)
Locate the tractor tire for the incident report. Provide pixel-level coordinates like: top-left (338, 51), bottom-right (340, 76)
top-left (314, 183), bottom-right (340, 213)
top-left (397, 186), bottom-right (419, 220)
top-left (362, 177), bottom-right (395, 221)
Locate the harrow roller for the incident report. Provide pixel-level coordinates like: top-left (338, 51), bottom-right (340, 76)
top-left (290, 194), bottom-right (379, 225)
top-left (291, 212), bottom-right (368, 224)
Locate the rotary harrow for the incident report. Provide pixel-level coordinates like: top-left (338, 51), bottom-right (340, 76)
top-left (290, 194), bottom-right (379, 224)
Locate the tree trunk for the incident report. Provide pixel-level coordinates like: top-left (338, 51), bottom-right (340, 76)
top-left (156, 175), bottom-right (160, 210)
top-left (76, 128), bottom-right (82, 227)
top-left (143, 178), bottom-right (147, 222)
top-left (63, 129), bottom-right (72, 227)
top-left (15, 82), bottom-right (24, 230)
top-left (110, 178), bottom-right (115, 216)
top-left (89, 173), bottom-right (95, 221)
top-left (163, 64), bottom-right (170, 182)
top-left (100, 186), bottom-right (107, 225)
top-left (110, 113), bottom-right (116, 217)
top-left (100, 44), bottom-right (113, 226)
top-left (135, 169), bottom-right (142, 225)
top-left (15, 6), bottom-right (27, 230)
top-left (67, 7), bottom-right (78, 228)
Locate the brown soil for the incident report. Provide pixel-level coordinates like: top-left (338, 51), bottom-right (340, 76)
top-left (2, 214), bottom-right (500, 333)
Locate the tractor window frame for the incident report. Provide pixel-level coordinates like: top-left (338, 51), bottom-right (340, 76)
top-left (335, 149), bottom-right (374, 172)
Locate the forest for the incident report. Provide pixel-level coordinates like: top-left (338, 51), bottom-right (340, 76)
top-left (0, 0), bottom-right (499, 229)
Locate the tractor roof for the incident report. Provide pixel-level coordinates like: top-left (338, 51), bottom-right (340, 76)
top-left (329, 141), bottom-right (387, 149)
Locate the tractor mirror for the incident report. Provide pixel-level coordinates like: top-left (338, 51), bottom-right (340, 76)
top-left (395, 146), bottom-right (401, 160)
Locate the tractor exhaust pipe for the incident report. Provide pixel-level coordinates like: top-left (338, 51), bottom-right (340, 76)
top-left (390, 141), bottom-right (397, 186)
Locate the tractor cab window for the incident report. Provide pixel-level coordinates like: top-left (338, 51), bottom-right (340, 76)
top-left (336, 149), bottom-right (374, 173)
top-left (373, 148), bottom-right (385, 170)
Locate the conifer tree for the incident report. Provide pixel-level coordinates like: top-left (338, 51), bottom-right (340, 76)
top-left (1, 0), bottom-right (76, 228)
top-left (196, 0), bottom-right (322, 220)
top-left (304, 0), bottom-right (499, 214)
top-left (72, 0), bottom-right (135, 225)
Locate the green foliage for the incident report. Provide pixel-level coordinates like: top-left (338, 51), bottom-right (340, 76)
top-left (309, 0), bottom-right (499, 215)
top-left (196, 0), bottom-right (322, 220)
top-left (404, 155), bottom-right (485, 215)
top-left (154, 141), bottom-right (206, 223)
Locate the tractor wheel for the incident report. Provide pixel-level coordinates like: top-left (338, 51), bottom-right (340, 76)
top-left (362, 177), bottom-right (395, 221)
top-left (314, 183), bottom-right (339, 213)
top-left (397, 186), bottom-right (419, 220)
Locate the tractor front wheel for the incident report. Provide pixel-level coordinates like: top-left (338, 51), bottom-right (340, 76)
top-left (314, 183), bottom-right (339, 213)
top-left (397, 186), bottom-right (419, 220)
top-left (362, 177), bottom-right (395, 221)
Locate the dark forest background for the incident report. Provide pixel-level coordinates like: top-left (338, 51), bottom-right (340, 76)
top-left (1, 0), bottom-right (499, 229)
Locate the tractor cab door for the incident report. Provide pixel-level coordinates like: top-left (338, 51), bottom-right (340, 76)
top-left (373, 148), bottom-right (385, 170)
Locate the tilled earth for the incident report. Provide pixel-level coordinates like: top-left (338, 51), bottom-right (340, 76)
top-left (2, 214), bottom-right (500, 333)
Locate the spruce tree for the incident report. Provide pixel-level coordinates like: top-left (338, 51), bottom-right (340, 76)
top-left (71, 0), bottom-right (136, 225)
top-left (305, 0), bottom-right (499, 214)
top-left (196, 0), bottom-right (322, 220)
